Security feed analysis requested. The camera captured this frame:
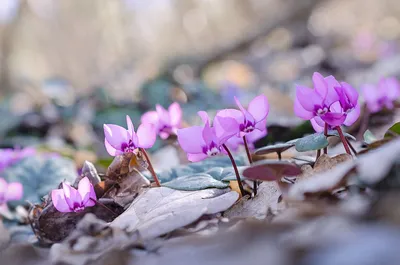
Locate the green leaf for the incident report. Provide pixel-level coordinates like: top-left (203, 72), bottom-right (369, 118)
top-left (162, 174), bottom-right (229, 190)
top-left (385, 122), bottom-right (400, 138)
top-left (327, 130), bottom-right (356, 141)
top-left (254, 142), bottom-right (295, 155)
top-left (363, 130), bottom-right (378, 144)
top-left (144, 155), bottom-right (247, 190)
top-left (1, 156), bottom-right (78, 206)
top-left (295, 133), bottom-right (329, 152)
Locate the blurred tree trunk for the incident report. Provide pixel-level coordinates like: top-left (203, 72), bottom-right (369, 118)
top-left (0, 0), bottom-right (27, 96)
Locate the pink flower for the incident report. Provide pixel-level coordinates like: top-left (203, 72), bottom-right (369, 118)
top-left (214, 95), bottom-right (269, 139)
top-left (0, 178), bottom-right (23, 216)
top-left (141, 102), bottom-right (182, 139)
top-left (225, 129), bottom-right (267, 152)
top-left (51, 177), bottom-right (97, 213)
top-left (362, 77), bottom-right (400, 113)
top-left (294, 72), bottom-right (360, 132)
top-left (104, 115), bottom-right (156, 156)
top-left (177, 111), bottom-right (237, 162)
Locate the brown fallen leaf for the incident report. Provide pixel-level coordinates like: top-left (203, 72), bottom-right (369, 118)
top-left (224, 182), bottom-right (282, 219)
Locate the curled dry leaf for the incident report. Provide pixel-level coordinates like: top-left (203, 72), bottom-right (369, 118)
top-left (74, 161), bottom-right (101, 186)
top-left (110, 187), bottom-right (239, 240)
top-left (288, 160), bottom-right (357, 200)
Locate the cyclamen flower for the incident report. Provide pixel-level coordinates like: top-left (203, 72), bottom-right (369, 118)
top-left (177, 111), bottom-right (236, 162)
top-left (0, 178), bottom-right (23, 214)
top-left (104, 115), bottom-right (156, 156)
top-left (0, 147), bottom-right (36, 172)
top-left (362, 77), bottom-right (400, 113)
top-left (214, 95), bottom-right (269, 138)
top-left (51, 177), bottom-right (96, 213)
top-left (141, 102), bottom-right (182, 139)
top-left (294, 72), bottom-right (360, 132)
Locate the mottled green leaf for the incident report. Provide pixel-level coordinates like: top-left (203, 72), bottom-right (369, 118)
top-left (363, 130), bottom-right (378, 144)
top-left (295, 133), bottom-right (329, 152)
top-left (162, 174), bottom-right (229, 190)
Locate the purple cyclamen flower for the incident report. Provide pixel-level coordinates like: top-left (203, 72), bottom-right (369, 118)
top-left (141, 102), bottom-right (182, 140)
top-left (51, 177), bottom-right (97, 213)
top-left (361, 77), bottom-right (400, 113)
top-left (225, 129), bottom-right (267, 152)
top-left (0, 147), bottom-right (36, 172)
top-left (177, 111), bottom-right (237, 162)
top-left (104, 115), bottom-right (156, 156)
top-left (214, 95), bottom-right (269, 139)
top-left (0, 178), bottom-right (23, 215)
top-left (294, 72), bottom-right (360, 132)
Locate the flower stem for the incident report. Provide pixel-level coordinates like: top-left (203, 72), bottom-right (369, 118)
top-left (140, 148), bottom-right (161, 187)
top-left (91, 198), bottom-right (117, 216)
top-left (316, 149), bottom-right (321, 160)
top-left (324, 123), bottom-right (328, 154)
top-left (223, 144), bottom-right (245, 197)
top-left (243, 136), bottom-right (257, 195)
top-left (346, 138), bottom-right (358, 156)
top-left (335, 126), bottom-right (351, 155)
top-left (277, 152), bottom-right (282, 161)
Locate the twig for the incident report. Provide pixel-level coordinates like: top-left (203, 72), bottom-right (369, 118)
top-left (140, 148), bottom-right (161, 187)
top-left (243, 135), bottom-right (257, 195)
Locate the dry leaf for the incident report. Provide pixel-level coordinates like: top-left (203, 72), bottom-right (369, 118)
top-left (110, 187), bottom-right (239, 239)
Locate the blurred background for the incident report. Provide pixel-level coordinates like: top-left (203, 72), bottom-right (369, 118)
top-left (0, 0), bottom-right (400, 168)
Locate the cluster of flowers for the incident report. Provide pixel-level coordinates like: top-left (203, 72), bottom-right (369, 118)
top-left (23, 72), bottom-right (400, 213)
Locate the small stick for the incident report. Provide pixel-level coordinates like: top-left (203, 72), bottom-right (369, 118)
top-left (336, 126), bottom-right (351, 155)
top-left (223, 144), bottom-right (245, 197)
top-left (243, 135), bottom-right (257, 195)
top-left (346, 138), bottom-right (358, 156)
top-left (324, 123), bottom-right (328, 154)
top-left (140, 148), bottom-right (161, 187)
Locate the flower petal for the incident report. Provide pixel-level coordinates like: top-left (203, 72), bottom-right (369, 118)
top-left (344, 103), bottom-right (361, 126)
top-left (62, 183), bottom-right (81, 208)
top-left (246, 129), bottom-right (267, 143)
top-left (104, 138), bottom-right (122, 156)
top-left (254, 118), bottom-right (267, 131)
top-left (197, 111), bottom-right (210, 125)
top-left (214, 112), bottom-right (241, 139)
top-left (52, 189), bottom-right (72, 212)
top-left (187, 153), bottom-right (208, 162)
top-left (310, 118), bottom-right (325, 132)
top-left (141, 111), bottom-right (160, 127)
top-left (103, 124), bottom-right (130, 151)
top-left (78, 177), bottom-right (96, 205)
top-left (313, 72), bottom-right (328, 99)
top-left (294, 96), bottom-right (314, 120)
top-left (341, 82), bottom-right (359, 106)
top-left (177, 126), bottom-right (205, 153)
top-left (386, 77), bottom-right (400, 100)
top-left (4, 182), bottom-right (23, 201)
top-left (168, 102), bottom-right (182, 127)
top-left (202, 121), bottom-right (216, 146)
top-left (322, 112), bottom-right (346, 127)
top-left (126, 115), bottom-right (135, 136)
top-left (234, 96), bottom-right (255, 124)
top-left (296, 85), bottom-right (322, 111)
top-left (324, 75), bottom-right (341, 105)
top-left (156, 104), bottom-right (170, 125)
top-left (247, 95), bottom-right (269, 123)
top-left (137, 124), bottom-right (156, 149)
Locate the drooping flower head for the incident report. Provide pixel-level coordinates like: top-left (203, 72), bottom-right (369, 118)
top-left (362, 77), bottom-right (400, 113)
top-left (214, 94), bottom-right (269, 139)
top-left (104, 115), bottom-right (156, 156)
top-left (177, 111), bottom-right (237, 162)
top-left (141, 102), bottom-right (182, 139)
top-left (51, 177), bottom-right (97, 213)
top-left (294, 72), bottom-right (360, 132)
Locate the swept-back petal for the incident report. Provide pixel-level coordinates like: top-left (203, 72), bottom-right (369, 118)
top-left (137, 124), bottom-right (156, 148)
top-left (294, 96), bottom-right (314, 120)
top-left (254, 118), bottom-right (267, 131)
top-left (51, 189), bottom-right (71, 213)
top-left (141, 111), bottom-right (160, 127)
top-left (156, 104), bottom-right (170, 125)
top-left (177, 126), bottom-right (205, 153)
top-left (168, 102), bottom-right (182, 127)
top-left (4, 182), bottom-right (23, 201)
top-left (313, 72), bottom-right (328, 99)
top-left (324, 75), bottom-right (341, 105)
top-left (343, 103), bottom-right (361, 126)
top-left (296, 85), bottom-right (322, 111)
top-left (341, 82), bottom-right (359, 106)
top-left (103, 124), bottom-right (130, 151)
top-left (310, 118), bottom-right (324, 132)
top-left (197, 111), bottom-right (210, 125)
top-left (214, 113), bottom-right (240, 139)
top-left (247, 95), bottom-right (269, 123)
top-left (234, 96), bottom-right (255, 124)
top-left (187, 153), bottom-right (208, 162)
top-left (78, 177), bottom-right (96, 205)
top-left (62, 183), bottom-right (81, 208)
top-left (202, 121), bottom-right (215, 146)
top-left (126, 115), bottom-right (135, 136)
